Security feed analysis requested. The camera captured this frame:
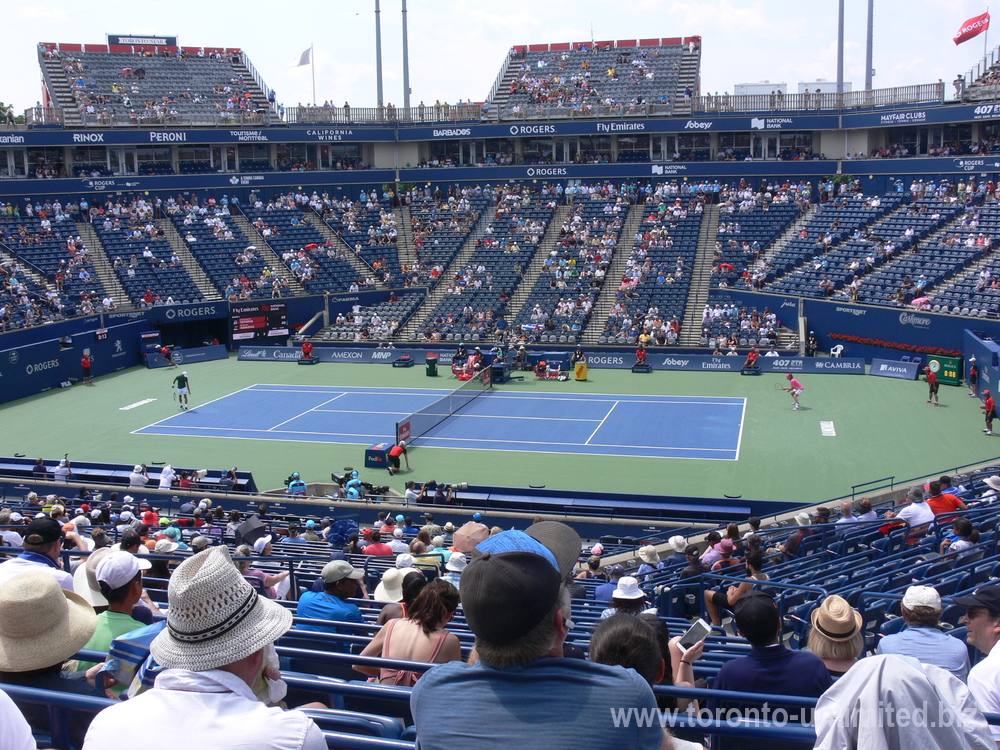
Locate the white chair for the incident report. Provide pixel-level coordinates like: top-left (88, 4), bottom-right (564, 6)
top-left (830, 344), bottom-right (844, 358)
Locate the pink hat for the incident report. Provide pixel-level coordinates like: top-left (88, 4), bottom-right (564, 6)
top-left (714, 539), bottom-right (736, 555)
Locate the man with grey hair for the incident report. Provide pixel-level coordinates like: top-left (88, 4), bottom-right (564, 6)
top-left (883, 486), bottom-right (934, 540)
top-left (876, 585), bottom-right (969, 681)
top-left (410, 524), bottom-right (663, 748)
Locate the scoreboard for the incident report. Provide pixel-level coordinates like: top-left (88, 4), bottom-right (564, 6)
top-left (231, 302), bottom-right (290, 341)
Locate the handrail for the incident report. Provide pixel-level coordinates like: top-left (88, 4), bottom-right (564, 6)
top-left (850, 476), bottom-right (894, 499)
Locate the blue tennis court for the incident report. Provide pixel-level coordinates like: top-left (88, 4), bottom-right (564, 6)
top-left (133, 384), bottom-right (746, 460)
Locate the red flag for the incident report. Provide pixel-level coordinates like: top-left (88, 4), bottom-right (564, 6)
top-left (954, 12), bottom-right (990, 45)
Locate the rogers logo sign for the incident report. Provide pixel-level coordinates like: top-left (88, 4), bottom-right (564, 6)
top-left (526, 167), bottom-right (567, 177)
top-left (509, 124), bottom-right (556, 135)
top-left (26, 359), bottom-right (60, 375)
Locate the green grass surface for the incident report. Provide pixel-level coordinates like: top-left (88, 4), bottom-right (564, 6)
top-left (2, 356), bottom-right (995, 504)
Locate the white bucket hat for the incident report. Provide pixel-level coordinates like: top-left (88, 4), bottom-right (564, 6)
top-left (637, 546), bottom-right (660, 565)
top-left (446, 552), bottom-right (467, 573)
top-left (0, 570), bottom-right (97, 671)
top-left (613, 576), bottom-right (645, 600)
top-left (669, 535), bottom-right (687, 554)
top-left (150, 546), bottom-right (292, 671)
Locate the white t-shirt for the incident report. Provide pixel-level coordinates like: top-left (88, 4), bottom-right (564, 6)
top-left (0, 688), bottom-right (34, 750)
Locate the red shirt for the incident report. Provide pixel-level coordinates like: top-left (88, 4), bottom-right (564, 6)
top-left (926, 371), bottom-right (938, 387)
top-left (987, 395), bottom-right (996, 413)
top-left (389, 444), bottom-right (406, 458)
top-left (301, 341), bottom-right (313, 357)
top-left (636, 348), bottom-right (647, 362)
top-left (927, 492), bottom-right (963, 516)
top-left (364, 543), bottom-right (393, 556)
top-left (81, 355), bottom-right (91, 369)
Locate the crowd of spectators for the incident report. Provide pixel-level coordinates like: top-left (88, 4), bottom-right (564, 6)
top-left (5, 469), bottom-right (1000, 747)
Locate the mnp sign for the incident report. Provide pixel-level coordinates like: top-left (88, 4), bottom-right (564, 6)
top-left (870, 359), bottom-right (920, 380)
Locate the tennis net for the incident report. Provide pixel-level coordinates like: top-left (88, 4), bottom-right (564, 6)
top-left (395, 367), bottom-right (493, 445)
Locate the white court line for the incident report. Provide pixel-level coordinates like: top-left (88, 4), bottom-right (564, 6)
top-left (268, 393), bottom-right (348, 431)
top-left (734, 398), bottom-right (748, 460)
top-left (131, 384), bottom-right (256, 433)
top-left (585, 401), bottom-right (620, 444)
top-left (820, 421), bottom-right (837, 437)
top-left (127, 430), bottom-right (739, 460)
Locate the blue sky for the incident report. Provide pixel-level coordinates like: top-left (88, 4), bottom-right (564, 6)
top-left (2, 0), bottom-right (996, 113)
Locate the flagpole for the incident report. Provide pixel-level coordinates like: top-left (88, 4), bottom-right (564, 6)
top-left (986, 7), bottom-right (991, 63)
top-left (311, 44), bottom-right (316, 107)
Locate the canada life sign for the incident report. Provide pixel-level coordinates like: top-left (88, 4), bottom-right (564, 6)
top-left (955, 12), bottom-right (990, 45)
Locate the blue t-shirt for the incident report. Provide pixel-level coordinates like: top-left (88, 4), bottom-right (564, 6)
top-left (876, 625), bottom-right (970, 682)
top-left (295, 591), bottom-right (363, 652)
top-left (411, 657), bottom-right (662, 750)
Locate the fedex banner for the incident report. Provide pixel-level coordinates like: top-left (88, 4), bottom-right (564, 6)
top-left (870, 358), bottom-right (920, 380)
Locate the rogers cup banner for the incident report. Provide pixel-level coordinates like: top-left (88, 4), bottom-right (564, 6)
top-left (955, 12), bottom-right (990, 45)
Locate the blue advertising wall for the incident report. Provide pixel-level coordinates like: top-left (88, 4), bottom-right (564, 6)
top-left (725, 289), bottom-right (1000, 361)
top-left (0, 320), bottom-right (144, 403)
top-left (965, 330), bottom-right (1000, 397)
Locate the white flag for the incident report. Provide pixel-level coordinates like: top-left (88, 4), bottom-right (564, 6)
top-left (289, 47), bottom-right (311, 68)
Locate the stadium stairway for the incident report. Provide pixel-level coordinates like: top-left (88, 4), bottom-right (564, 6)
top-left (485, 54), bottom-right (521, 119)
top-left (73, 222), bottom-right (129, 305)
top-left (38, 52), bottom-right (80, 126)
top-left (229, 212), bottom-right (308, 294)
top-left (399, 213), bottom-right (493, 341)
top-left (394, 206), bottom-right (418, 271)
top-left (508, 205), bottom-right (574, 317)
top-left (581, 204), bottom-right (648, 345)
top-left (157, 220), bottom-right (226, 300)
top-left (675, 45), bottom-right (702, 114)
top-left (679, 204), bottom-right (721, 346)
top-left (303, 213), bottom-right (383, 286)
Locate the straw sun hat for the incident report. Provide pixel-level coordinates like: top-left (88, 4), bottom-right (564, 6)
top-left (0, 571), bottom-right (97, 672)
top-left (150, 545), bottom-right (292, 671)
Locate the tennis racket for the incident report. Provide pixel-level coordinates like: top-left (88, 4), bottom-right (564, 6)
top-left (774, 382), bottom-right (785, 391)
top-left (172, 388), bottom-right (177, 402)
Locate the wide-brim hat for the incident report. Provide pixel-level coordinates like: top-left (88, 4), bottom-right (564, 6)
top-left (0, 570), bottom-right (97, 671)
top-left (637, 545), bottom-right (659, 564)
top-left (150, 546), bottom-right (292, 671)
top-left (373, 568), bottom-right (405, 603)
top-left (794, 512), bottom-right (812, 526)
top-left (985, 475), bottom-right (1000, 492)
top-left (810, 595), bottom-right (862, 641)
top-left (73, 547), bottom-right (113, 607)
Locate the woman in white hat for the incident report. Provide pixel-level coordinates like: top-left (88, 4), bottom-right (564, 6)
top-left (354, 579), bottom-right (461, 685)
top-left (635, 545), bottom-right (664, 582)
top-left (599, 576), bottom-right (650, 620)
